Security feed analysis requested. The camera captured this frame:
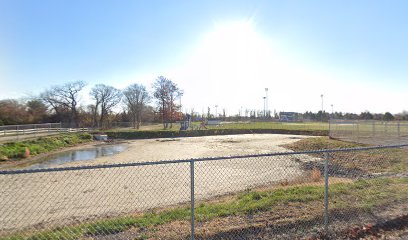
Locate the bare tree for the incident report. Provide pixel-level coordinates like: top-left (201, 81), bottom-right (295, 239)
top-left (86, 104), bottom-right (98, 127)
top-left (40, 80), bottom-right (86, 127)
top-left (26, 99), bottom-right (48, 123)
top-left (90, 84), bottom-right (122, 129)
top-left (0, 99), bottom-right (28, 125)
top-left (123, 84), bottom-right (151, 129)
top-left (152, 76), bottom-right (183, 129)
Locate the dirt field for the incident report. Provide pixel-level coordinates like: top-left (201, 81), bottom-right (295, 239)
top-left (0, 134), bottom-right (317, 234)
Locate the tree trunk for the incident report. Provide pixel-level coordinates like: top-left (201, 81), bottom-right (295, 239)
top-left (136, 113), bottom-right (141, 129)
top-left (132, 112), bottom-right (136, 129)
top-left (100, 109), bottom-right (105, 129)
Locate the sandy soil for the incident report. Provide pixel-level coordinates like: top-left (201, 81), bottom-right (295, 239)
top-left (0, 134), bottom-right (317, 234)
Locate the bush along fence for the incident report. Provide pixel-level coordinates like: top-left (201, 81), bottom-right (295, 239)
top-left (0, 144), bottom-right (407, 239)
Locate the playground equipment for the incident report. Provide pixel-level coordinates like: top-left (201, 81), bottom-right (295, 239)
top-left (180, 114), bottom-right (192, 130)
top-left (179, 115), bottom-right (221, 130)
top-left (198, 118), bottom-right (208, 130)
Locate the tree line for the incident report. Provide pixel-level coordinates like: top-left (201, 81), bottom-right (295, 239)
top-left (301, 111), bottom-right (402, 122)
top-left (1, 77), bottom-right (407, 127)
top-left (0, 76), bottom-right (182, 129)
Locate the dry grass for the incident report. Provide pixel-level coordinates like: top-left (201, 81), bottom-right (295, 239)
top-left (146, 201), bottom-right (323, 239)
top-left (284, 137), bottom-right (408, 173)
top-left (310, 168), bottom-right (322, 182)
top-left (129, 178), bottom-right (408, 239)
top-left (4, 177), bottom-right (406, 239)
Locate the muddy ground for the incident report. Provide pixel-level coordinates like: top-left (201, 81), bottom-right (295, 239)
top-left (0, 134), bottom-right (319, 233)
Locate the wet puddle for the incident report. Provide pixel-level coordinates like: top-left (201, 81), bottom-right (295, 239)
top-left (24, 144), bottom-right (127, 169)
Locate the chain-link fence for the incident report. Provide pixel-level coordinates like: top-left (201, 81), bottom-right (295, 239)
top-left (330, 119), bottom-right (408, 145)
top-left (0, 144), bottom-right (407, 239)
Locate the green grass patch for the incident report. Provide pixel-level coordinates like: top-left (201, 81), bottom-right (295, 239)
top-left (0, 133), bottom-right (92, 161)
top-left (330, 178), bottom-right (408, 210)
top-left (4, 177), bottom-right (407, 240)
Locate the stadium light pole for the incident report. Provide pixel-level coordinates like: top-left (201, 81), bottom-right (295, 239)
top-left (321, 94), bottom-right (324, 122)
top-left (263, 97), bottom-right (266, 117)
top-left (321, 94), bottom-right (324, 112)
top-left (265, 88), bottom-right (269, 117)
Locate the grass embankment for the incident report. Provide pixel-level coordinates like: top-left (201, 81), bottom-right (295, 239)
top-left (208, 121), bottom-right (329, 131)
top-left (106, 128), bottom-right (327, 140)
top-left (106, 122), bottom-right (329, 139)
top-left (0, 133), bottom-right (93, 161)
top-left (285, 136), bottom-right (365, 150)
top-left (284, 137), bottom-right (408, 173)
top-left (4, 177), bottom-right (407, 239)
top-left (112, 121), bottom-right (330, 132)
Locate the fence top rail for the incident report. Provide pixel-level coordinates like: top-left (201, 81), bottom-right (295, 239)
top-left (0, 123), bottom-right (61, 129)
top-left (330, 119), bottom-right (408, 124)
top-left (1, 143), bottom-right (407, 175)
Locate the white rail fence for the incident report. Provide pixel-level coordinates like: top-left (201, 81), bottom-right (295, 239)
top-left (0, 123), bottom-right (88, 142)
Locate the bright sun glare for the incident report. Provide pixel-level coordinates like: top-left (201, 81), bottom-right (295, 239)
top-left (174, 20), bottom-right (335, 113)
top-left (172, 20), bottom-right (285, 112)
top-left (199, 20), bottom-right (269, 78)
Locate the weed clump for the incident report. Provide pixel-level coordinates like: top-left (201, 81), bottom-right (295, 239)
top-left (310, 168), bottom-right (322, 182)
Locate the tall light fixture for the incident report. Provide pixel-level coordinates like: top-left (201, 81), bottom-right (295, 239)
top-left (265, 88), bottom-right (269, 117)
top-left (321, 94), bottom-right (324, 112)
top-left (321, 94), bottom-right (324, 122)
top-left (263, 97), bottom-right (266, 117)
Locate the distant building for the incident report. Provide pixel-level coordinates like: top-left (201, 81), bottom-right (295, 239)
top-left (279, 112), bottom-right (299, 122)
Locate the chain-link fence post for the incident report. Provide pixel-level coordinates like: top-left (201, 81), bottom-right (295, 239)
top-left (328, 119), bottom-right (331, 137)
top-left (372, 121), bottom-right (375, 137)
top-left (356, 122), bottom-right (360, 142)
top-left (398, 121), bottom-right (401, 137)
top-left (190, 160), bottom-right (195, 240)
top-left (324, 152), bottom-right (330, 234)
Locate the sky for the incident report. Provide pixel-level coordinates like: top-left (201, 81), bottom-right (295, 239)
top-left (0, 0), bottom-right (407, 115)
